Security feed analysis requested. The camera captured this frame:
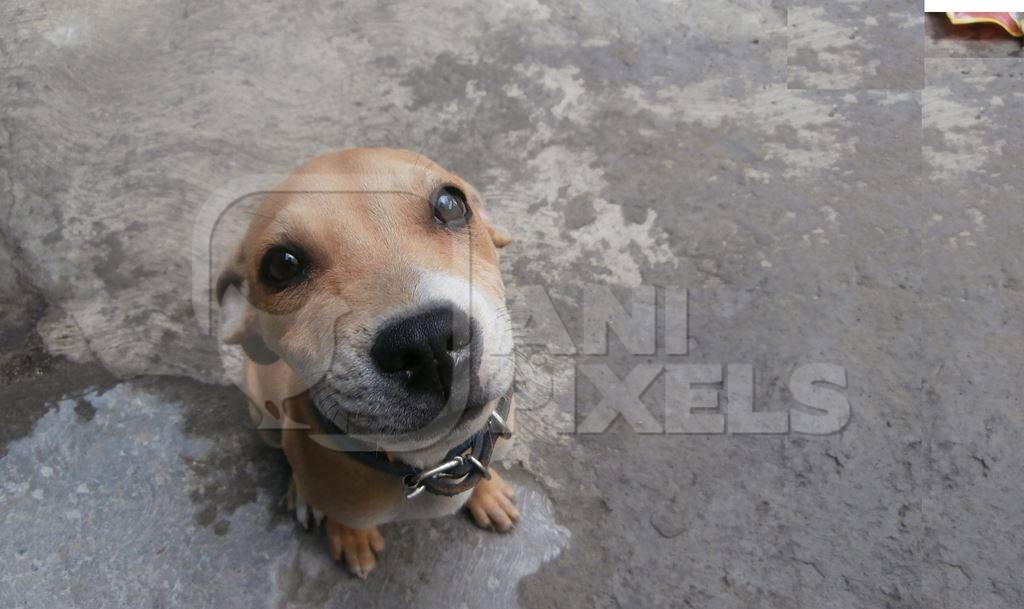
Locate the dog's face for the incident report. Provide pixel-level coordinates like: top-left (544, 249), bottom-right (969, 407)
top-left (218, 149), bottom-right (513, 451)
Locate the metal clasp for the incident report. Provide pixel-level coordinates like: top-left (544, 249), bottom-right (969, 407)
top-left (404, 456), bottom-right (465, 499)
top-left (403, 411), bottom-right (511, 500)
top-left (488, 411), bottom-right (513, 439)
top-left (465, 455), bottom-right (491, 479)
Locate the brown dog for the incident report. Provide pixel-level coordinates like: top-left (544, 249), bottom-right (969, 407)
top-left (216, 148), bottom-right (518, 578)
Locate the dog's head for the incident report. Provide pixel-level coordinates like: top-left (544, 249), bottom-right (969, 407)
top-left (217, 148), bottom-right (513, 452)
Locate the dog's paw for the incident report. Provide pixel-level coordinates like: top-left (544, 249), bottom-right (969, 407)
top-left (465, 469), bottom-right (519, 533)
top-left (325, 519), bottom-right (385, 580)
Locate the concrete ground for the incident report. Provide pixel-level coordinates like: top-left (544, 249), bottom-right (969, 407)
top-left (1, 2), bottom-right (1022, 608)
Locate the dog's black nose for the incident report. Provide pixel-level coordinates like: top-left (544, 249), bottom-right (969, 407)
top-left (370, 304), bottom-right (475, 401)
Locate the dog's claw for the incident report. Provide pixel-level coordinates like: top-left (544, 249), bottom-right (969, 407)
top-left (326, 519), bottom-right (385, 579)
top-left (289, 480), bottom-right (383, 577)
top-left (465, 469), bottom-right (519, 533)
top-left (295, 493), bottom-right (310, 529)
top-left (287, 480), bottom-right (322, 530)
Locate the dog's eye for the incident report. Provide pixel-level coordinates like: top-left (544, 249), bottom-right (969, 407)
top-left (432, 186), bottom-right (470, 226)
top-left (259, 247), bottom-right (306, 288)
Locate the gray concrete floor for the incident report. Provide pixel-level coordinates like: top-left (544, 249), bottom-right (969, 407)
top-left (2, 2), bottom-right (1023, 608)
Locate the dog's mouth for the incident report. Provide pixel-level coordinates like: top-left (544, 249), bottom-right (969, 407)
top-left (305, 299), bottom-right (513, 450)
top-left (308, 375), bottom-right (499, 443)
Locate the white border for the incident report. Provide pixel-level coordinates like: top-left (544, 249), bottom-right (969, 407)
top-left (926, 1), bottom-right (1024, 11)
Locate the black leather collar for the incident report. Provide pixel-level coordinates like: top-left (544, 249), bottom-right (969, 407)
top-left (309, 391), bottom-right (513, 499)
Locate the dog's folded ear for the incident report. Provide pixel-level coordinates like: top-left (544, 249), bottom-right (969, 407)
top-left (216, 261), bottom-right (280, 365)
top-left (485, 223), bottom-right (512, 249)
top-left (471, 195), bottom-right (512, 248)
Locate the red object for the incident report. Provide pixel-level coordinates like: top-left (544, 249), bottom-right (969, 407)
top-left (947, 12), bottom-right (1024, 37)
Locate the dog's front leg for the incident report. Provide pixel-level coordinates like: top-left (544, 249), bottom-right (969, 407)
top-left (464, 469), bottom-right (519, 532)
top-left (288, 479), bottom-right (385, 579)
top-left (325, 519), bottom-right (385, 579)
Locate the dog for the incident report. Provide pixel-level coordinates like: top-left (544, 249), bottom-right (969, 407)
top-left (216, 148), bottom-right (518, 578)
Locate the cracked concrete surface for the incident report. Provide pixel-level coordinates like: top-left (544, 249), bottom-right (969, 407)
top-left (1, 380), bottom-right (568, 609)
top-left (1, 2), bottom-right (1022, 608)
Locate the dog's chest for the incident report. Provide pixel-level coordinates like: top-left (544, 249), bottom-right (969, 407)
top-left (383, 488), bottom-right (472, 523)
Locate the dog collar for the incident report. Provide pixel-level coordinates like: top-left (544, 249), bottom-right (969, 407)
top-left (310, 391), bottom-right (513, 500)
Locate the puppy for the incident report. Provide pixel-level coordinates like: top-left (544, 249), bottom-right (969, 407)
top-left (216, 148), bottom-right (518, 578)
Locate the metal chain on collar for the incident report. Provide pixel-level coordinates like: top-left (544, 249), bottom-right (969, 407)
top-left (402, 408), bottom-right (513, 500)
top-left (309, 389), bottom-right (513, 500)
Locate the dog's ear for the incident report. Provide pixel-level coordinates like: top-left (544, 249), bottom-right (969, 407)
top-left (472, 195), bottom-right (512, 248)
top-left (485, 223), bottom-right (512, 249)
top-left (216, 256), bottom-right (280, 365)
